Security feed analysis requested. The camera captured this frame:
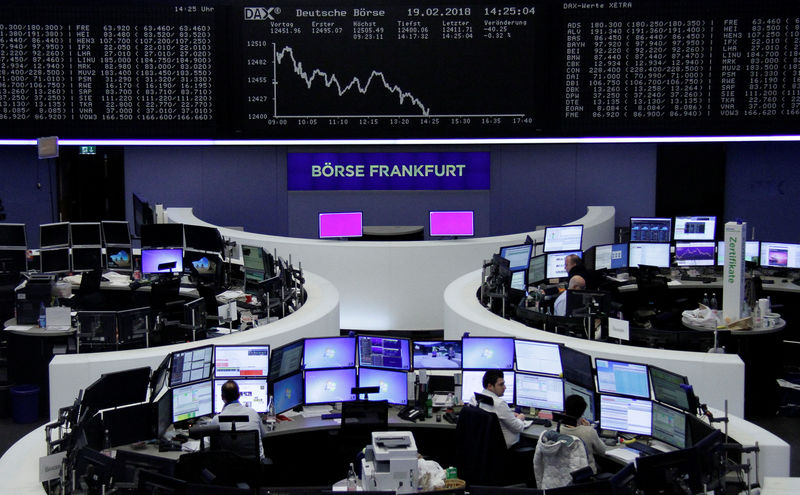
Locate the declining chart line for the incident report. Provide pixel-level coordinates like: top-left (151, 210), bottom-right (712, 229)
top-left (273, 44), bottom-right (431, 117)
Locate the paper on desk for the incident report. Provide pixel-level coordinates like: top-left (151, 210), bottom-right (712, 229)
top-left (4, 325), bottom-right (33, 332)
top-left (182, 440), bottom-right (201, 452)
top-left (777, 379), bottom-right (800, 391)
top-left (667, 280), bottom-right (682, 286)
top-left (217, 290), bottom-right (245, 302)
top-left (605, 448), bottom-right (639, 462)
top-left (300, 405), bottom-right (334, 417)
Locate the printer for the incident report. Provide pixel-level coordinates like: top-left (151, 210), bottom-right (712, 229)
top-left (361, 431), bottom-right (418, 494)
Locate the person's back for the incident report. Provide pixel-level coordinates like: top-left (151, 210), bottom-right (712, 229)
top-left (533, 429), bottom-right (589, 489)
top-left (211, 380), bottom-right (266, 460)
top-left (560, 394), bottom-right (607, 473)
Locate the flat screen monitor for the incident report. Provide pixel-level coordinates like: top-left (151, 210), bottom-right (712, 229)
top-left (357, 368), bottom-right (408, 405)
top-left (71, 247), bottom-right (103, 272)
top-left (545, 251), bottom-right (582, 279)
top-left (566, 290), bottom-right (612, 317)
top-left (599, 394), bottom-right (652, 436)
top-left (564, 381), bottom-right (596, 423)
top-left (560, 347), bottom-right (594, 391)
top-left (184, 250), bottom-right (218, 277)
top-left (132, 192), bottom-right (154, 238)
top-left (172, 380), bottom-right (213, 423)
top-left (40, 247), bottom-right (70, 274)
top-left (101, 221), bottom-right (131, 246)
top-left (674, 241), bottom-right (716, 267)
top-left (70, 222), bottom-right (102, 246)
top-left (462, 337), bottom-right (515, 370)
top-left (141, 223), bottom-right (184, 249)
top-left (515, 372), bottom-right (564, 411)
top-left (652, 402), bottom-right (687, 449)
top-left (141, 248), bottom-right (183, 274)
top-left (77, 314), bottom-right (116, 347)
top-left (304, 368), bottom-right (357, 404)
top-left (117, 306), bottom-right (149, 343)
top-left (303, 336), bottom-right (356, 370)
top-left (594, 243), bottom-right (629, 270)
top-left (760, 241), bottom-right (800, 269)
top-left (412, 340), bottom-right (462, 369)
top-left (528, 254), bottom-right (546, 285)
top-left (628, 243), bottom-right (670, 268)
top-left (0, 249), bottom-right (27, 273)
top-left (82, 366), bottom-right (152, 412)
top-left (357, 335), bottom-right (410, 370)
top-left (630, 217), bottom-right (672, 243)
top-left (649, 366), bottom-right (692, 412)
top-left (510, 270), bottom-right (527, 291)
top-left (242, 244), bottom-right (267, 272)
top-left (269, 339), bottom-right (304, 381)
top-left (183, 298), bottom-right (206, 331)
top-left (717, 240), bottom-right (760, 265)
top-left (212, 378), bottom-right (269, 414)
top-left (500, 244), bottom-right (533, 272)
top-left (156, 389), bottom-right (172, 438)
top-left (0, 223), bottom-right (27, 247)
top-left (105, 246), bottom-right (132, 272)
top-left (40, 222), bottom-right (70, 248)
top-left (319, 212), bottom-right (362, 238)
top-left (514, 339), bottom-right (562, 376)
top-left (595, 359), bottom-right (650, 399)
top-left (461, 370), bottom-right (515, 405)
top-left (214, 345), bottom-right (270, 378)
top-left (674, 216), bottom-right (716, 241)
top-left (272, 372), bottom-right (304, 414)
top-left (183, 224), bottom-right (222, 253)
top-left (169, 345), bottom-right (213, 387)
top-left (429, 210), bottom-right (474, 237)
top-left (544, 225), bottom-right (583, 253)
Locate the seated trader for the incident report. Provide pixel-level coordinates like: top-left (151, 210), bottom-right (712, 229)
top-left (469, 370), bottom-right (526, 448)
top-left (553, 275), bottom-right (586, 316)
top-left (565, 254), bottom-right (589, 284)
top-left (559, 394), bottom-right (608, 473)
top-left (210, 380), bottom-right (266, 460)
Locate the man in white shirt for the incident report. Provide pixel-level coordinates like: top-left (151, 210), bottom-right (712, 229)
top-left (469, 370), bottom-right (526, 448)
top-left (553, 275), bottom-right (586, 316)
top-left (210, 380), bottom-right (266, 460)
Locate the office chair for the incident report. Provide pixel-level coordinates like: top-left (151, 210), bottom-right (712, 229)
top-left (454, 403), bottom-right (510, 487)
top-left (338, 400), bottom-right (389, 475)
top-left (77, 268), bottom-right (105, 310)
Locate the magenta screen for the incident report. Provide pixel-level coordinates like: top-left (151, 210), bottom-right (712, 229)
top-left (319, 212), bottom-right (362, 238)
top-left (430, 211), bottom-right (474, 237)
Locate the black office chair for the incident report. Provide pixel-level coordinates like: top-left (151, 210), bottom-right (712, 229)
top-left (76, 268), bottom-right (105, 310)
top-left (454, 402), bottom-right (510, 487)
top-left (338, 399), bottom-right (389, 475)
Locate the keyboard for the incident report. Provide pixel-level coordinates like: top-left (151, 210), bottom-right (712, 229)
top-left (680, 275), bottom-right (716, 283)
top-left (625, 441), bottom-right (660, 456)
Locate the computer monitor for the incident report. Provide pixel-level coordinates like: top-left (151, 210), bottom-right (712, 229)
top-left (652, 402), bottom-right (687, 449)
top-left (214, 345), bottom-right (270, 379)
top-left (183, 224), bottom-right (223, 253)
top-left (169, 345), bottom-right (213, 387)
top-left (559, 346), bottom-right (594, 391)
top-left (117, 307), bottom-right (149, 344)
top-left (510, 270), bottom-right (527, 291)
top-left (141, 248), bottom-right (184, 274)
top-left (242, 244), bottom-right (267, 272)
top-left (72, 247), bottom-right (103, 272)
top-left (545, 251), bottom-right (582, 279)
top-left (357, 368), bottom-right (408, 405)
top-left (70, 222), bottom-right (102, 247)
top-left (630, 217), bottom-right (672, 243)
top-left (595, 359), bottom-right (650, 399)
top-left (101, 220), bottom-right (131, 246)
top-left (674, 216), bottom-right (716, 241)
top-left (183, 298), bottom-right (206, 333)
top-left (564, 381), bottom-right (596, 422)
top-left (132, 192), bottom-right (154, 238)
top-left (272, 372), bottom-right (304, 414)
top-left (500, 244), bottom-right (534, 272)
top-left (599, 394), bottom-right (652, 436)
top-left (628, 243), bottom-right (670, 268)
top-left (514, 339), bottom-right (562, 376)
top-left (528, 254), bottom-right (546, 285)
top-left (303, 336), bottom-right (356, 370)
top-left (172, 380), bottom-right (213, 423)
top-left (461, 370), bottom-right (515, 405)
top-left (717, 240), bottom-right (759, 265)
top-left (592, 243), bottom-right (629, 270)
top-left (544, 225), bottom-right (583, 253)
top-left (429, 210), bottom-right (474, 237)
top-left (269, 339), bottom-right (304, 381)
top-left (184, 250), bottom-right (219, 277)
top-left (515, 372), bottom-right (564, 412)
top-left (412, 340), bottom-right (462, 369)
top-left (150, 354), bottom-right (171, 402)
top-left (462, 337), bottom-right (515, 370)
top-left (40, 222), bottom-right (70, 248)
top-left (156, 389), bottom-right (172, 438)
top-left (82, 366), bottom-right (152, 412)
top-left (141, 223), bottom-right (184, 249)
top-left (213, 378), bottom-right (269, 414)
top-left (634, 446), bottom-right (702, 495)
top-left (0, 249), bottom-right (27, 273)
top-left (0, 223), bottom-right (27, 248)
top-left (105, 246), bottom-right (132, 272)
top-left (319, 212), bottom-right (362, 238)
top-left (40, 247), bottom-right (70, 274)
top-left (674, 241), bottom-right (716, 267)
top-left (304, 368), bottom-right (357, 404)
top-left (357, 335), bottom-right (410, 370)
top-left (565, 290), bottom-right (612, 317)
top-left (649, 366), bottom-right (692, 412)
top-left (759, 241), bottom-right (800, 269)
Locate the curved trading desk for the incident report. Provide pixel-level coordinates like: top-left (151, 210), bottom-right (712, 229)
top-left (47, 271), bottom-right (339, 420)
top-left (166, 205), bottom-right (615, 330)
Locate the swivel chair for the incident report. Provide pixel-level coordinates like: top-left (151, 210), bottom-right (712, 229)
top-left (454, 401), bottom-right (510, 487)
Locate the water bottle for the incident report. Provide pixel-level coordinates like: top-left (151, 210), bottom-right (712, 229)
top-left (38, 302), bottom-right (47, 328)
top-left (710, 293), bottom-right (718, 310)
top-left (701, 293), bottom-right (710, 308)
top-left (346, 463), bottom-right (358, 491)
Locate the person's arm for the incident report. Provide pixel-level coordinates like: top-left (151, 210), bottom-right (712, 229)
top-left (586, 426), bottom-right (608, 455)
top-left (494, 398), bottom-right (525, 433)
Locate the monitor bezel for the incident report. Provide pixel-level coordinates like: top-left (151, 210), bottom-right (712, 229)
top-left (71, 246), bottom-right (104, 272)
top-left (673, 215), bottom-right (717, 242)
top-left (461, 336), bottom-right (515, 371)
top-left (594, 357), bottom-right (651, 399)
top-left (545, 250), bottom-right (583, 279)
top-left (212, 378), bottom-right (270, 414)
top-left (318, 211), bottom-right (363, 239)
top-left (651, 401), bottom-right (688, 449)
top-left (0, 223), bottom-right (27, 248)
top-left (168, 344), bottom-right (214, 388)
top-left (513, 338), bottom-right (563, 376)
top-left (141, 248), bottom-right (184, 274)
top-left (411, 339), bottom-right (462, 370)
top-left (599, 394), bottom-right (653, 436)
top-left (648, 365), bottom-right (693, 412)
top-left (40, 246), bottom-right (71, 274)
top-left (302, 336), bottom-right (357, 370)
top-left (269, 338), bottom-right (305, 382)
top-left (303, 367), bottom-right (358, 405)
top-left (514, 371), bottom-right (565, 412)
top-left (69, 222), bottom-right (103, 247)
top-left (101, 220), bottom-right (131, 246)
top-left (629, 217), bottom-right (673, 244)
top-left (356, 334), bottom-right (411, 371)
top-left (673, 241), bottom-right (716, 267)
top-left (40, 222), bottom-right (70, 248)
top-left (559, 346), bottom-right (595, 391)
top-left (357, 367), bottom-right (409, 405)
top-left (171, 379), bottom-right (214, 424)
top-left (213, 344), bottom-right (271, 379)
top-left (628, 242), bottom-right (671, 268)
top-left (543, 225), bottom-right (584, 253)
top-left (105, 245), bottom-right (133, 273)
top-left (429, 210), bottom-right (475, 237)
top-left (759, 241), bottom-right (800, 269)
top-left (270, 371), bottom-right (305, 414)
top-left (499, 243), bottom-right (534, 272)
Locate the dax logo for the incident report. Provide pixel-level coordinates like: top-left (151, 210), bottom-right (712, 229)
top-left (244, 7), bottom-right (279, 20)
